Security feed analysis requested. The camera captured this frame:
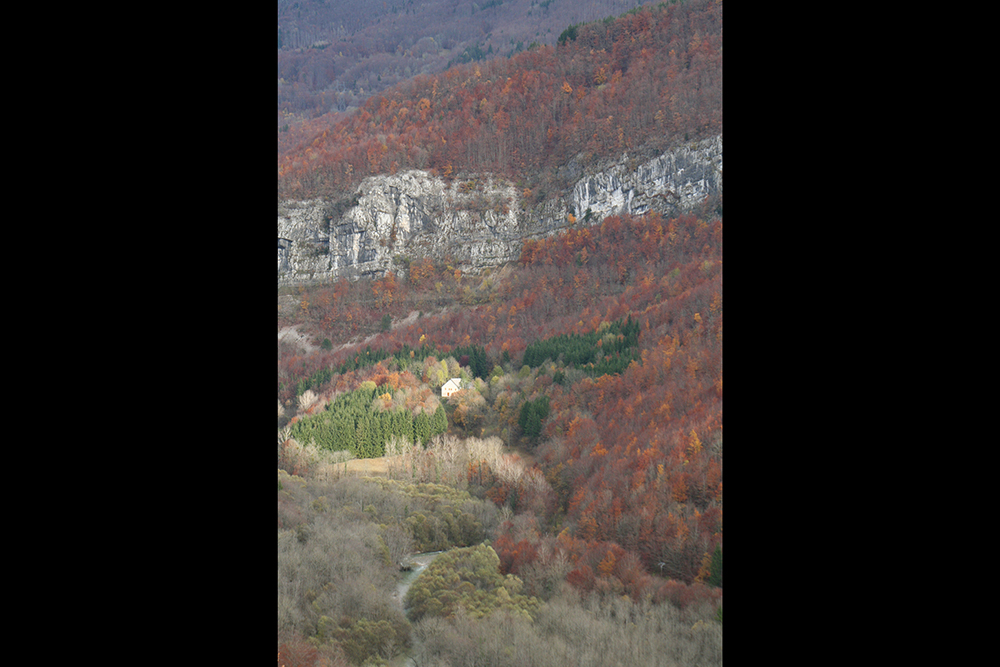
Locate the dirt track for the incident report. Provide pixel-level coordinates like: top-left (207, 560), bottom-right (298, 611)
top-left (278, 310), bottom-right (440, 356)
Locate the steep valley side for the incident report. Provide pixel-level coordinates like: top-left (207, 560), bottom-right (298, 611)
top-left (278, 135), bottom-right (722, 285)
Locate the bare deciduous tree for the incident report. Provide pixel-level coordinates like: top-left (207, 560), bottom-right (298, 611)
top-left (382, 521), bottom-right (414, 569)
top-left (297, 389), bottom-right (319, 413)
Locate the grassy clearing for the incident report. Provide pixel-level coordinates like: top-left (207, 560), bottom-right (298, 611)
top-left (341, 456), bottom-right (398, 477)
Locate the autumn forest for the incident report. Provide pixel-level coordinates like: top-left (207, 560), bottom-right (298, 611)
top-left (278, 2), bottom-right (722, 665)
top-left (279, 0), bottom-right (721, 203)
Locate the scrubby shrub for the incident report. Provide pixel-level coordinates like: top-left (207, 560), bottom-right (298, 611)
top-left (404, 544), bottom-right (540, 623)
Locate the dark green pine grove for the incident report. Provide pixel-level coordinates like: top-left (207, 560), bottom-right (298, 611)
top-left (707, 545), bottom-right (722, 589)
top-left (518, 395), bottom-right (551, 440)
top-left (521, 314), bottom-right (640, 375)
top-left (289, 381), bottom-right (448, 457)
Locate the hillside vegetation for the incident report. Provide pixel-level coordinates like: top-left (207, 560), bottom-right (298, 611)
top-left (278, 2), bottom-right (721, 665)
top-left (279, 0), bottom-right (722, 202)
top-left (279, 0), bottom-right (662, 125)
top-left (279, 206), bottom-right (722, 664)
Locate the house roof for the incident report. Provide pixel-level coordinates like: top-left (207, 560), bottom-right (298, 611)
top-left (442, 378), bottom-right (462, 390)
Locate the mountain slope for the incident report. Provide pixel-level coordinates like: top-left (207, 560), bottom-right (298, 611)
top-left (278, 133), bottom-right (721, 283)
top-left (279, 0), bottom-right (722, 203)
top-left (279, 0), bottom-right (661, 125)
top-left (279, 206), bottom-right (723, 584)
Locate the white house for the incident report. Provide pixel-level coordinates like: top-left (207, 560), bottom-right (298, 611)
top-left (441, 378), bottom-right (462, 398)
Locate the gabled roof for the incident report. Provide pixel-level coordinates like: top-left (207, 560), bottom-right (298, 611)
top-left (442, 378), bottom-right (462, 390)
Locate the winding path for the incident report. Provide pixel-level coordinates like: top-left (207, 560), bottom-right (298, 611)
top-left (390, 550), bottom-right (446, 667)
top-left (394, 550), bottom-right (445, 603)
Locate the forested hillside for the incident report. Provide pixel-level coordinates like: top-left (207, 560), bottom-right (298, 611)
top-left (279, 0), bottom-right (722, 202)
top-left (279, 0), bottom-right (660, 126)
top-left (278, 2), bottom-right (722, 665)
top-left (279, 206), bottom-right (722, 665)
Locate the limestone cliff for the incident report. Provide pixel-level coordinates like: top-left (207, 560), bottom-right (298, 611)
top-left (572, 134), bottom-right (723, 223)
top-left (278, 134), bottom-right (721, 285)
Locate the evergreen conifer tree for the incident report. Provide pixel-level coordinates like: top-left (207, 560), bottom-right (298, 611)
top-left (433, 403), bottom-right (448, 435)
top-left (355, 416), bottom-right (372, 458)
top-left (707, 545), bottom-right (723, 588)
top-left (414, 413), bottom-right (431, 447)
top-left (525, 408), bottom-right (543, 438)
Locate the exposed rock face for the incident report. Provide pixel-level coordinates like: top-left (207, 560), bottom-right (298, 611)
top-left (278, 172), bottom-right (524, 284)
top-left (572, 134), bottom-right (723, 223)
top-left (278, 135), bottom-right (721, 285)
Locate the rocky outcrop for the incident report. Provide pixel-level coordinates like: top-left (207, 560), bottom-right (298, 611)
top-left (278, 172), bottom-right (524, 284)
top-left (572, 134), bottom-right (723, 222)
top-left (278, 135), bottom-right (722, 285)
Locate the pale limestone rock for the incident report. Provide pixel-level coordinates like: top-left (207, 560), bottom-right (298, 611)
top-left (277, 135), bottom-right (722, 285)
